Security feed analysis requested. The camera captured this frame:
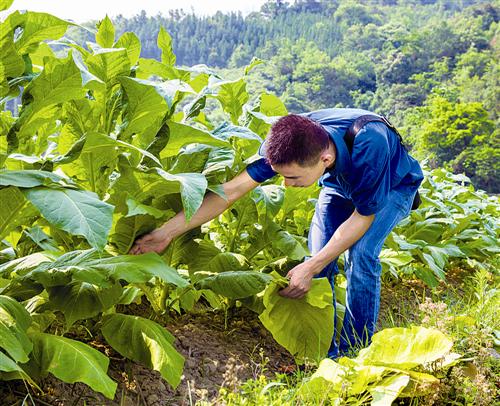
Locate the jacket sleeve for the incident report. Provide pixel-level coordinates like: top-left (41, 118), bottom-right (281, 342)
top-left (246, 158), bottom-right (277, 183)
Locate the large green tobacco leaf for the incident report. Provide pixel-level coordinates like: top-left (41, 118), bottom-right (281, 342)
top-left (0, 36), bottom-right (24, 82)
top-left (187, 241), bottom-right (249, 278)
top-left (203, 148), bottom-right (235, 175)
top-left (196, 271), bottom-right (273, 299)
top-left (212, 122), bottom-right (262, 144)
top-left (259, 93), bottom-right (288, 116)
top-left (298, 358), bottom-right (347, 401)
top-left (24, 52), bottom-right (86, 113)
top-left (11, 105), bottom-right (60, 153)
top-left (356, 326), bottom-right (453, 369)
top-left (170, 145), bottom-right (211, 174)
top-left (259, 278), bottom-right (334, 362)
top-left (59, 99), bottom-right (103, 140)
top-left (0, 295), bottom-right (33, 363)
top-left (47, 281), bottom-right (123, 327)
top-left (93, 253), bottom-right (188, 286)
top-left (204, 253), bottom-right (249, 274)
top-left (14, 12), bottom-right (71, 54)
top-left (96, 16), bottom-right (115, 48)
top-left (135, 58), bottom-right (186, 81)
top-left (0, 186), bottom-right (37, 239)
top-left (119, 77), bottom-right (168, 144)
top-left (71, 52), bottom-right (105, 90)
top-left (0, 169), bottom-right (73, 188)
top-left (405, 219), bottom-right (448, 244)
top-left (125, 196), bottom-right (166, 218)
top-left (267, 224), bottom-right (309, 260)
top-left (101, 314), bottom-right (184, 388)
top-left (0, 253), bottom-right (51, 278)
top-left (0, 351), bottom-right (29, 378)
top-left (86, 47), bottom-right (130, 84)
top-left (23, 187), bottom-right (114, 250)
top-left (154, 169), bottom-right (207, 221)
top-left (115, 32), bottom-right (141, 67)
top-left (247, 93), bottom-right (287, 137)
top-left (421, 252), bottom-right (446, 280)
top-left (110, 214), bottom-right (156, 254)
top-left (380, 249), bottom-right (414, 275)
top-left (29, 332), bottom-right (117, 399)
top-left (26, 249), bottom-right (187, 288)
top-left (158, 27), bottom-right (176, 66)
top-left (213, 78), bottom-right (249, 124)
top-left (160, 121), bottom-right (228, 158)
top-left (59, 132), bottom-right (119, 196)
top-left (253, 185), bottom-right (285, 219)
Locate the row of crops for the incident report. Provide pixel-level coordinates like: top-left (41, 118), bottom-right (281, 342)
top-left (1, 4), bottom-right (499, 403)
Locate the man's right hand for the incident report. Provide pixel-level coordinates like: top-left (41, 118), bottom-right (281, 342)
top-left (129, 226), bottom-right (173, 255)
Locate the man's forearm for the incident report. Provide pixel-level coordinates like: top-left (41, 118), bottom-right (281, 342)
top-left (308, 210), bottom-right (375, 274)
top-left (160, 192), bottom-right (230, 238)
top-left (160, 169), bottom-right (260, 239)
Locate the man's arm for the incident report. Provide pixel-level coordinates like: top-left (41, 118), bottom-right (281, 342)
top-left (130, 169), bottom-right (259, 255)
top-left (279, 210), bottom-right (374, 299)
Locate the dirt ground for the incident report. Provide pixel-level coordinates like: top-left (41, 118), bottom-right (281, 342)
top-left (0, 306), bottom-right (294, 406)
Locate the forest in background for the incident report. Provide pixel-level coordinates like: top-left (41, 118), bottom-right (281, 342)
top-left (61, 0), bottom-right (500, 191)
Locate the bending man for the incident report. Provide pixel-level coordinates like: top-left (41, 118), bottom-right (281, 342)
top-left (130, 108), bottom-right (423, 358)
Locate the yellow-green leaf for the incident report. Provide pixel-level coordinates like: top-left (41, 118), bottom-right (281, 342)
top-left (96, 15), bottom-right (115, 48)
top-left (158, 26), bottom-right (176, 66)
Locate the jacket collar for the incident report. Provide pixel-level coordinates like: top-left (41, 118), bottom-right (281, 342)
top-left (327, 130), bottom-right (351, 176)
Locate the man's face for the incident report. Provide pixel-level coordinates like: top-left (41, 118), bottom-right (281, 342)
top-left (271, 159), bottom-right (327, 188)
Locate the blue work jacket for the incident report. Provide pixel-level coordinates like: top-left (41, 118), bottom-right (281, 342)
top-left (246, 108), bottom-right (424, 216)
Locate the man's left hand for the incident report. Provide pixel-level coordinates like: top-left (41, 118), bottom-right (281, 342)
top-left (279, 261), bottom-right (317, 299)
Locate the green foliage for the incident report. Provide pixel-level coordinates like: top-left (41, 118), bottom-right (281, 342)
top-left (404, 96), bottom-right (498, 191)
top-left (217, 326), bottom-right (459, 405)
top-left (24, 187), bottom-right (114, 250)
top-left (0, 295), bottom-right (32, 363)
top-left (0, 9), bottom-right (313, 397)
top-left (383, 168), bottom-right (499, 286)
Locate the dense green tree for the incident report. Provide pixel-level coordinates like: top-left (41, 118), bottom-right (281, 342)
top-left (404, 96), bottom-right (498, 191)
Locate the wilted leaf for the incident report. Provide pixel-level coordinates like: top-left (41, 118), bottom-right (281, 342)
top-left (357, 326), bottom-right (453, 369)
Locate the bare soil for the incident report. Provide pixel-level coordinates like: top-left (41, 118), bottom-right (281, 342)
top-left (0, 306), bottom-right (294, 406)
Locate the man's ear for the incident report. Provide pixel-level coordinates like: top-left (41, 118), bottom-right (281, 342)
top-left (320, 151), bottom-right (335, 167)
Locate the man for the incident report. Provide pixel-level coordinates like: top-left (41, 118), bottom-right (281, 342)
top-left (130, 108), bottom-right (423, 358)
